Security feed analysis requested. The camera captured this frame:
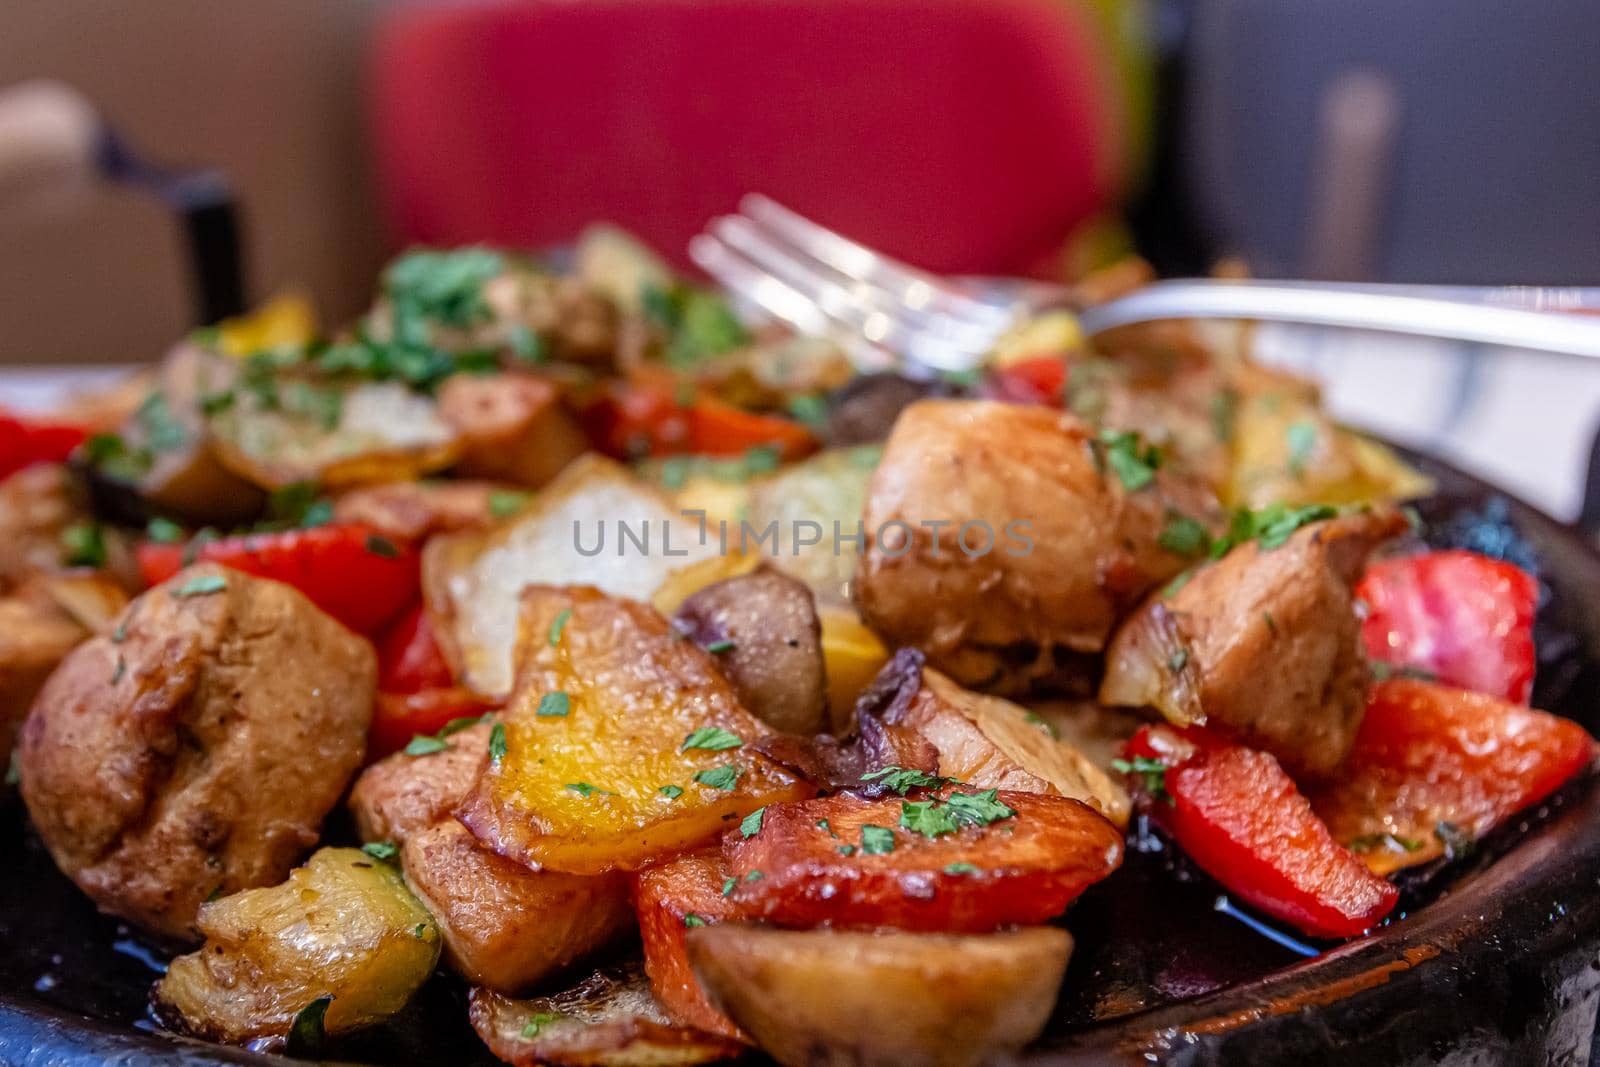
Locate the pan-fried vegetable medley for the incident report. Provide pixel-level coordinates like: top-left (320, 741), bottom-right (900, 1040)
top-left (1, 227), bottom-right (1593, 1066)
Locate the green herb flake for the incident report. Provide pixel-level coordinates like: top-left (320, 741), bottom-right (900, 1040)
top-left (110, 656), bottom-right (126, 685)
top-left (837, 843), bottom-right (857, 856)
top-left (405, 735), bottom-right (451, 757)
top-left (859, 825), bottom-right (897, 855)
top-left (943, 862), bottom-right (980, 875)
top-left (508, 325), bottom-right (547, 365)
top-left (1435, 820), bottom-right (1475, 861)
top-left (786, 393), bottom-right (829, 428)
top-left (683, 913), bottom-right (709, 928)
top-left (489, 490), bottom-right (531, 518)
top-left (1158, 512), bottom-right (1211, 557)
top-left (745, 869), bottom-right (764, 882)
top-left (694, 765), bottom-right (742, 790)
top-left (740, 807), bottom-right (766, 838)
top-left (520, 1011), bottom-right (563, 1039)
top-left (287, 995), bottom-right (333, 1054)
top-left (1167, 648), bottom-right (1190, 673)
top-left (565, 782), bottom-right (614, 798)
top-left (1097, 429), bottom-right (1162, 492)
top-left (1111, 757), bottom-right (1170, 803)
top-left (548, 609), bottom-right (572, 647)
top-left (413, 922), bottom-right (429, 940)
top-left (1347, 832), bottom-right (1423, 854)
top-left (173, 574), bottom-right (227, 598)
top-left (6, 750), bottom-right (21, 787)
top-left (1262, 611), bottom-right (1278, 636)
top-left (1286, 421), bottom-right (1318, 479)
top-left (704, 639), bottom-right (737, 654)
top-left (721, 878), bottom-right (737, 898)
top-left (489, 722), bottom-right (508, 764)
top-left (145, 517), bottom-right (185, 543)
top-left (682, 726), bottom-right (743, 752)
top-left (365, 534), bottom-right (400, 559)
top-left (1022, 712), bottom-right (1059, 739)
top-left (61, 524), bottom-right (108, 568)
top-left (816, 818), bottom-right (838, 838)
top-left (742, 445), bottom-right (781, 476)
top-left (536, 691), bottom-right (571, 717)
top-left (899, 789), bottom-right (1017, 839)
top-left (658, 785), bottom-right (685, 799)
top-left (860, 765), bottom-right (953, 795)
top-left (361, 841), bottom-right (399, 862)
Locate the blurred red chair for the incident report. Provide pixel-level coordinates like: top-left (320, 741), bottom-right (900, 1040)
top-left (370, 0), bottom-right (1126, 279)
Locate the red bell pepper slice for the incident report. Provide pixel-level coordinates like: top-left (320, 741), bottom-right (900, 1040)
top-left (136, 523), bottom-right (419, 634)
top-left (0, 411), bottom-right (88, 480)
top-left (368, 687), bottom-right (496, 760)
top-left (376, 603), bottom-right (454, 692)
top-left (1120, 724), bottom-right (1399, 939)
top-left (1357, 549), bottom-right (1537, 703)
top-left (988, 356), bottom-right (1067, 407)
top-left (582, 381), bottom-right (816, 461)
top-left (1312, 679), bottom-right (1596, 874)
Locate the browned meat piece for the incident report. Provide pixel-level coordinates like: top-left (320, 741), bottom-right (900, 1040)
top-left (0, 464), bottom-right (78, 590)
top-left (856, 399), bottom-right (1220, 694)
top-left (672, 565), bottom-right (827, 735)
top-left (1100, 508), bottom-right (1407, 779)
top-left (18, 564), bottom-right (376, 941)
top-left (349, 721), bottom-right (493, 844)
top-left (333, 480), bottom-right (521, 543)
top-left (0, 595), bottom-right (88, 773)
top-left (402, 819), bottom-right (632, 994)
top-left (437, 373), bottom-right (589, 489)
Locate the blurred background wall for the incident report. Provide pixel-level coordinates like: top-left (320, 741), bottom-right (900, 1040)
top-left (0, 1), bottom-right (387, 366)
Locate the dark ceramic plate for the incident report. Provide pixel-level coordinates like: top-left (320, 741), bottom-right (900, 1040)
top-left (4, 450), bottom-right (1600, 1067)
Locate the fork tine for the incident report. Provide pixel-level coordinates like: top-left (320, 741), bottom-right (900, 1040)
top-left (739, 195), bottom-right (1013, 328)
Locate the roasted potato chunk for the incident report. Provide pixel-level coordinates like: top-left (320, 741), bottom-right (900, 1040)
top-left (727, 789), bottom-right (1122, 931)
top-left (425, 455), bottom-right (715, 699)
top-left (0, 594), bottom-right (87, 771)
top-left (859, 649), bottom-right (1129, 827)
top-left (688, 924), bottom-right (1072, 1067)
top-left (633, 851), bottom-right (746, 1039)
top-left (457, 586), bottom-right (812, 874)
top-left (743, 446), bottom-right (882, 606)
top-left (856, 399), bottom-right (1219, 694)
top-left (469, 962), bottom-right (743, 1067)
top-left (154, 847), bottom-right (439, 1046)
top-left (403, 819), bottom-right (632, 993)
top-left (438, 372), bottom-right (589, 488)
top-left (1100, 507), bottom-right (1405, 779)
top-left (349, 720), bottom-right (495, 845)
top-left (19, 564), bottom-right (376, 940)
top-left (672, 565), bottom-right (827, 735)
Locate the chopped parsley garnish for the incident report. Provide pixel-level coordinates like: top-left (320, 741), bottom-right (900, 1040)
top-left (1369, 661), bottom-right (1438, 683)
top-left (742, 444), bottom-right (781, 475)
top-left (643, 285), bottom-right (750, 368)
top-left (440, 713), bottom-right (489, 737)
top-left (1167, 648), bottom-right (1190, 673)
top-left (173, 574), bottom-right (227, 598)
top-left (520, 1011), bottom-right (563, 1039)
top-left (1286, 421), bottom-right (1318, 479)
top-left (365, 534), bottom-right (400, 558)
top-left (565, 782), bottom-right (613, 798)
top-left (1023, 712), bottom-right (1059, 739)
top-left (943, 862), bottom-right (980, 875)
top-left (694, 765), bottom-right (742, 790)
top-left (536, 691), bottom-right (571, 717)
top-left (548, 609), bottom-right (572, 646)
top-left (110, 656), bottom-right (126, 685)
top-left (859, 825), bottom-right (897, 855)
top-left (1262, 611), bottom-right (1279, 636)
top-left (740, 807), bottom-right (766, 838)
top-left (489, 490), bottom-right (531, 518)
top-left (786, 393), bottom-right (829, 428)
top-left (361, 841), bottom-right (399, 862)
top-left (1111, 757), bottom-right (1169, 802)
top-left (1158, 512), bottom-right (1211, 557)
top-left (1097, 429), bottom-right (1162, 491)
top-left (745, 869), bottom-right (764, 882)
top-left (263, 481), bottom-right (333, 530)
top-left (4, 751), bottom-right (19, 788)
top-left (721, 878), bottom-right (736, 897)
top-left (1435, 821), bottom-right (1475, 860)
top-left (61, 524), bottom-right (107, 568)
top-left (180, 527), bottom-right (219, 565)
top-left (899, 790), bottom-right (1016, 839)
top-left (659, 785), bottom-right (684, 799)
top-left (837, 844), bottom-right (857, 857)
top-left (404, 735), bottom-right (450, 757)
top-left (145, 517), bottom-right (185, 543)
top-left (704, 639), bottom-right (737, 654)
top-left (488, 722), bottom-right (508, 764)
top-left (683, 913), bottom-right (709, 928)
top-left (413, 922), bottom-right (429, 940)
top-left (682, 727), bottom-right (742, 752)
top-left (816, 818), bottom-right (838, 838)
top-left (861, 766), bottom-right (953, 795)
top-left (659, 456), bottom-right (691, 490)
top-left (1347, 832), bottom-right (1423, 854)
top-left (385, 247), bottom-right (504, 328)
top-left (287, 995), bottom-right (333, 1054)
top-left (135, 391), bottom-right (188, 452)
top-left (507, 325), bottom-right (546, 365)
top-left (1209, 502), bottom-right (1339, 557)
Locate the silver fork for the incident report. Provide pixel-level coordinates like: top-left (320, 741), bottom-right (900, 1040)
top-left (689, 194), bottom-right (1600, 374)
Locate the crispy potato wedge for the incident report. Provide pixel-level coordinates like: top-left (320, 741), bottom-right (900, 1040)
top-left (687, 924), bottom-right (1072, 1067)
top-left (425, 455), bottom-right (716, 698)
top-left (403, 819), bottom-right (632, 994)
top-left (437, 372), bottom-right (589, 488)
top-left (872, 656), bottom-right (1130, 827)
top-left (469, 962), bottom-right (743, 1067)
top-left (349, 720), bottom-right (494, 845)
top-left (744, 445), bottom-right (881, 607)
top-left (154, 848), bottom-right (439, 1046)
top-left (672, 566), bottom-right (827, 735)
top-left (633, 851), bottom-right (745, 1039)
top-left (457, 586), bottom-right (812, 874)
top-left (727, 790), bottom-right (1122, 931)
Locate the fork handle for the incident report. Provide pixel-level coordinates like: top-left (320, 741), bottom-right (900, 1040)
top-left (1078, 280), bottom-right (1600, 359)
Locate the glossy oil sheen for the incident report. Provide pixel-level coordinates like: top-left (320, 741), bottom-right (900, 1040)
top-left (2, 451), bottom-right (1599, 1065)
